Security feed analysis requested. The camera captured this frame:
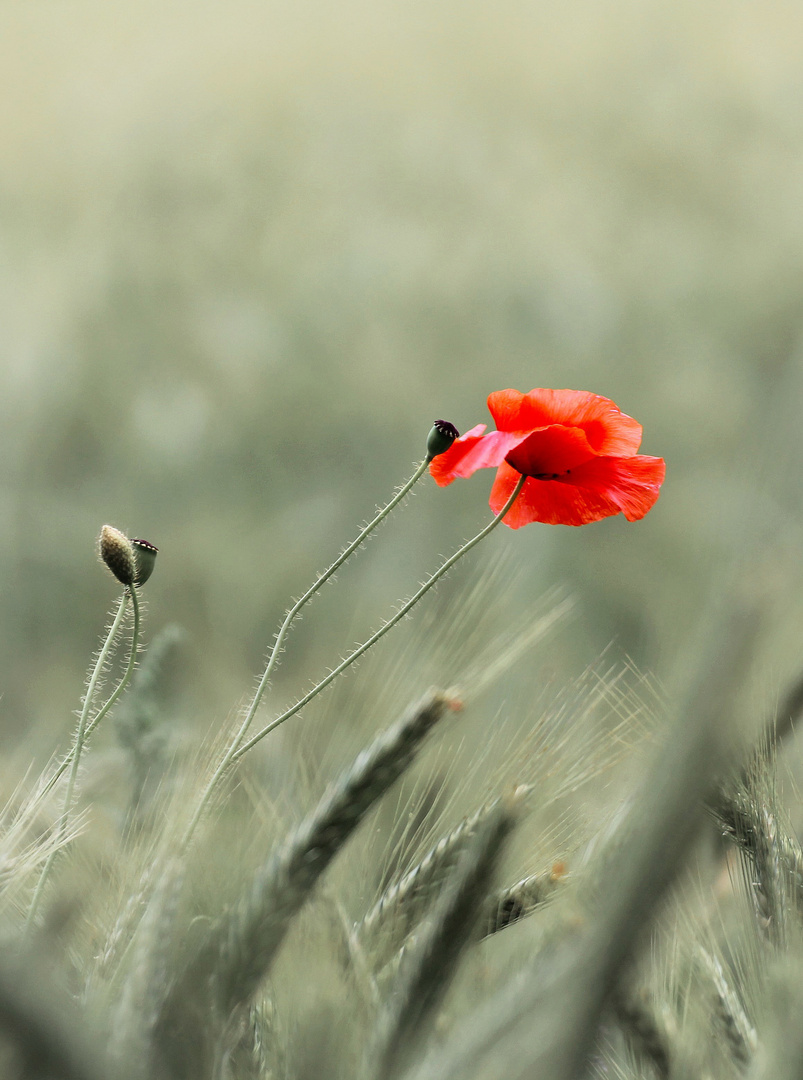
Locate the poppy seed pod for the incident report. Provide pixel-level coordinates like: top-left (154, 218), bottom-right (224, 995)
top-left (130, 538), bottom-right (158, 586)
top-left (99, 525), bottom-right (137, 586)
top-left (426, 419), bottom-right (460, 460)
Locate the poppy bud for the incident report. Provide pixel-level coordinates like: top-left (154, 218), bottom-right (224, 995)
top-left (426, 419), bottom-right (459, 460)
top-left (99, 525), bottom-right (137, 586)
top-left (131, 538), bottom-right (158, 586)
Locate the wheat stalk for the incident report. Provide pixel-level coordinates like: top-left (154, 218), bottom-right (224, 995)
top-left (369, 801), bottom-right (517, 1080)
top-left (153, 689), bottom-right (456, 1079)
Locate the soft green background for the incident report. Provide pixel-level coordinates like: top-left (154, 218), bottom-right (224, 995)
top-left (3, 0), bottom-right (803, 747)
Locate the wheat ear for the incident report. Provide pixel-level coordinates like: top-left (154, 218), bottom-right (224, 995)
top-left (714, 780), bottom-right (790, 946)
top-left (108, 855), bottom-right (185, 1074)
top-left (480, 863), bottom-right (567, 938)
top-left (753, 798), bottom-right (788, 946)
top-left (694, 945), bottom-right (757, 1069)
top-left (611, 982), bottom-right (673, 1079)
top-left (227, 996), bottom-right (285, 1080)
top-left (378, 862), bottom-right (568, 993)
top-left (154, 690), bottom-right (454, 1079)
top-left (406, 607), bottom-right (756, 1080)
top-left (369, 802), bottom-right (517, 1080)
top-left (358, 792), bottom-right (526, 966)
top-left (778, 828), bottom-right (803, 917)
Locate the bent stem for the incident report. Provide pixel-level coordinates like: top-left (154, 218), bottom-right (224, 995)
top-left (36, 585), bottom-right (144, 808)
top-left (84, 585), bottom-right (141, 742)
top-left (180, 457), bottom-right (430, 849)
top-left (25, 586), bottom-right (142, 934)
top-left (232, 474), bottom-right (527, 763)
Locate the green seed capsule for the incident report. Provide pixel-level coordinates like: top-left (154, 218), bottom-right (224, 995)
top-left (130, 538), bottom-right (158, 586)
top-left (426, 419), bottom-right (459, 460)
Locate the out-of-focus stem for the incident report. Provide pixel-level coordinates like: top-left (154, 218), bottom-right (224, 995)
top-left (26, 586), bottom-right (141, 933)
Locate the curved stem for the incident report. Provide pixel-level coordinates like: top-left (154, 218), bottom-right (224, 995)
top-left (85, 585), bottom-right (140, 742)
top-left (179, 458), bottom-right (430, 849)
top-left (26, 586), bottom-right (141, 933)
top-left (232, 474), bottom-right (526, 763)
top-left (36, 585), bottom-right (142, 806)
top-left (237, 456), bottom-right (429, 749)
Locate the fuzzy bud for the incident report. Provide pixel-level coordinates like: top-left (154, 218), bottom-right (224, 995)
top-left (130, 538), bottom-right (158, 586)
top-left (426, 419), bottom-right (459, 460)
top-left (99, 525), bottom-right (137, 586)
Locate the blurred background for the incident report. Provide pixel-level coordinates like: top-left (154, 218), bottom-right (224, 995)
top-left (3, 0), bottom-right (803, 751)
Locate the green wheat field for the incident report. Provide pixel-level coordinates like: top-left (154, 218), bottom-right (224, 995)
top-left (4, 1), bottom-right (803, 1077)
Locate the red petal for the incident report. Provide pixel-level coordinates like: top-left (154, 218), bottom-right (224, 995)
top-left (489, 464), bottom-right (616, 527)
top-left (571, 455), bottom-right (666, 521)
top-left (429, 424), bottom-right (486, 486)
top-left (487, 388), bottom-right (643, 455)
top-left (429, 425), bottom-right (528, 486)
top-left (505, 425), bottom-right (595, 477)
top-left (488, 455), bottom-right (666, 527)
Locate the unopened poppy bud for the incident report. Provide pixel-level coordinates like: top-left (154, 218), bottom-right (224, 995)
top-left (426, 419), bottom-right (459, 460)
top-left (131, 538), bottom-right (158, 586)
top-left (99, 525), bottom-right (137, 586)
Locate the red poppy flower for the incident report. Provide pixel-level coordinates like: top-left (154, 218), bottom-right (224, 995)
top-left (429, 388), bottom-right (665, 528)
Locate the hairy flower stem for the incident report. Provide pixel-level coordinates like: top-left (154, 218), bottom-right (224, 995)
top-left (83, 588), bottom-right (141, 738)
top-left (180, 458), bottom-right (430, 849)
top-left (26, 587), bottom-right (142, 933)
top-left (231, 474), bottom-right (527, 763)
top-left (36, 589), bottom-right (145, 807)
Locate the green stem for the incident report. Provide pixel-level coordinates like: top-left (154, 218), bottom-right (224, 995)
top-left (86, 585), bottom-right (140, 742)
top-left (36, 585), bottom-right (142, 806)
top-left (25, 586), bottom-right (141, 933)
top-left (238, 456), bottom-right (429, 747)
top-left (180, 458), bottom-right (430, 850)
top-left (232, 474), bottom-right (527, 763)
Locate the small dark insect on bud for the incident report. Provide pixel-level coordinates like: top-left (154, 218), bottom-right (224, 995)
top-left (99, 525), bottom-right (137, 586)
top-left (426, 419), bottom-right (460, 460)
top-left (130, 538), bottom-right (158, 586)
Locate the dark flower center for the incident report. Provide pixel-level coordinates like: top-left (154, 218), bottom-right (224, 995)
top-left (505, 425), bottom-right (594, 479)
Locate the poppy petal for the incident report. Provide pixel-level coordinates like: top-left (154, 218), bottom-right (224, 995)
top-left (429, 426), bottom-right (529, 486)
top-left (504, 424), bottom-right (595, 477)
top-left (487, 463), bottom-right (544, 528)
top-left (487, 388), bottom-right (643, 456)
top-left (489, 463), bottom-right (618, 527)
top-left (567, 454), bottom-right (666, 521)
top-left (488, 455), bottom-right (666, 527)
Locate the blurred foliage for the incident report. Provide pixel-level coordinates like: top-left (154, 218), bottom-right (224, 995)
top-left (3, 0), bottom-right (803, 752)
